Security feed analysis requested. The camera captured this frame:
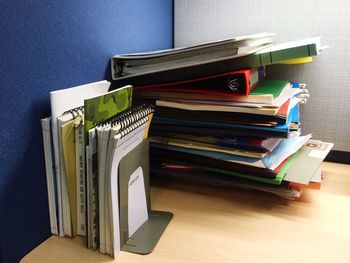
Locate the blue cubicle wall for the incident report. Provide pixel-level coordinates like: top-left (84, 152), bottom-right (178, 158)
top-left (0, 1), bottom-right (173, 262)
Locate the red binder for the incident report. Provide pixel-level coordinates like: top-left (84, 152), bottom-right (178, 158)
top-left (134, 67), bottom-right (264, 96)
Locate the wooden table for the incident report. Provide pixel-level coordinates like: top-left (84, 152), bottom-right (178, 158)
top-left (22, 162), bottom-right (350, 263)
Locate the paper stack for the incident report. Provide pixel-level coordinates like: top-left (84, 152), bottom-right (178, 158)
top-left (113, 33), bottom-right (333, 200)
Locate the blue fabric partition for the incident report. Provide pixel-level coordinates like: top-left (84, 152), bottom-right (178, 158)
top-left (0, 1), bottom-right (173, 262)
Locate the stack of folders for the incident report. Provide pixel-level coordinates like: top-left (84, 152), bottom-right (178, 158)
top-left (111, 33), bottom-right (334, 200)
top-left (41, 81), bottom-right (172, 257)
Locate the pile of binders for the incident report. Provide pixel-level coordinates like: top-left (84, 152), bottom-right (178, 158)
top-left (41, 81), bottom-right (172, 257)
top-left (111, 32), bottom-right (334, 200)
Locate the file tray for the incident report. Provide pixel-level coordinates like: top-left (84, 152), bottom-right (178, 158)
top-left (118, 139), bottom-right (173, 254)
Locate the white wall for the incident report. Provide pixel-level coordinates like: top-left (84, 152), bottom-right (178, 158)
top-left (175, 0), bottom-right (350, 151)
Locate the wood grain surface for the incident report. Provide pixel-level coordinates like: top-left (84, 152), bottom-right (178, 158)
top-left (21, 162), bottom-right (350, 263)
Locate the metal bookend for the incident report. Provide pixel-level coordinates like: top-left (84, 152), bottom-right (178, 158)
top-left (118, 140), bottom-right (173, 254)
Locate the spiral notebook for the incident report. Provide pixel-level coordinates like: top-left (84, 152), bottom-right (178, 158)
top-left (57, 106), bottom-right (85, 237)
top-left (74, 116), bottom-right (86, 236)
top-left (83, 103), bottom-right (172, 257)
top-left (101, 107), bottom-right (172, 257)
top-left (41, 117), bottom-right (58, 235)
top-left (44, 82), bottom-right (132, 237)
top-left (84, 104), bottom-right (151, 250)
top-left (49, 80), bottom-right (110, 237)
top-left (94, 104), bottom-right (156, 254)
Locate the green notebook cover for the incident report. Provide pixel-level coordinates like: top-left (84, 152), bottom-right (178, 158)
top-left (249, 80), bottom-right (289, 97)
top-left (84, 85), bottom-right (133, 143)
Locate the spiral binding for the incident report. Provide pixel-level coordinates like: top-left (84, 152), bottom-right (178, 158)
top-left (115, 115), bottom-right (150, 140)
top-left (62, 105), bottom-right (84, 118)
top-left (96, 103), bottom-right (154, 131)
top-left (73, 115), bottom-right (84, 128)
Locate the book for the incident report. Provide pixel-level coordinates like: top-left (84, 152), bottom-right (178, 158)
top-left (56, 107), bottom-right (84, 237)
top-left (150, 136), bottom-right (269, 158)
top-left (57, 113), bottom-right (74, 237)
top-left (105, 115), bottom-right (153, 256)
top-left (74, 116), bottom-right (86, 236)
top-left (61, 117), bottom-right (81, 237)
top-left (84, 85), bottom-right (133, 142)
top-left (256, 37), bottom-right (321, 65)
top-left (151, 146), bottom-right (297, 185)
top-left (151, 134), bottom-right (310, 172)
top-left (41, 117), bottom-right (58, 235)
top-left (283, 140), bottom-right (334, 185)
top-left (134, 68), bottom-right (264, 96)
top-left (151, 123), bottom-right (291, 139)
top-left (155, 100), bottom-right (280, 116)
top-left (149, 88), bottom-right (299, 125)
top-left (153, 98), bottom-right (298, 126)
top-left (160, 101), bottom-right (301, 139)
top-left (150, 132), bottom-right (281, 152)
top-left (152, 116), bottom-right (287, 133)
top-left (154, 107), bottom-right (281, 126)
top-left (85, 103), bottom-right (172, 257)
top-left (134, 79), bottom-right (299, 106)
top-left (50, 80), bottom-right (110, 236)
top-left (95, 104), bottom-right (155, 254)
top-left (101, 105), bottom-right (152, 254)
top-left (86, 105), bottom-right (154, 251)
top-left (86, 128), bottom-right (98, 249)
top-left (111, 32), bottom-right (274, 79)
top-left (82, 84), bottom-right (133, 249)
top-left (96, 125), bottom-right (111, 254)
top-left (151, 162), bottom-right (301, 199)
top-left (112, 37), bottom-right (323, 85)
top-left (143, 93), bottom-right (299, 110)
top-left (44, 82), bottom-right (172, 257)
